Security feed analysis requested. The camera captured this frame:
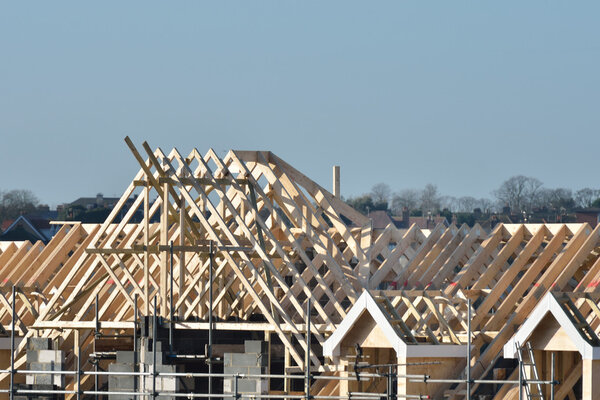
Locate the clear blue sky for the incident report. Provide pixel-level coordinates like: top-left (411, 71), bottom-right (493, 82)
top-left (1, 2), bottom-right (599, 207)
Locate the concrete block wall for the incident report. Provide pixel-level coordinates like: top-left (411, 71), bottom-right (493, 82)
top-left (108, 338), bottom-right (194, 400)
top-left (223, 340), bottom-right (268, 398)
top-left (108, 352), bottom-right (136, 400)
top-left (138, 337), bottom-right (180, 400)
top-left (25, 338), bottom-right (64, 388)
top-left (142, 363), bottom-right (178, 392)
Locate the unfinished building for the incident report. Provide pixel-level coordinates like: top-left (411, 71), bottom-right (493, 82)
top-left (1, 138), bottom-right (600, 400)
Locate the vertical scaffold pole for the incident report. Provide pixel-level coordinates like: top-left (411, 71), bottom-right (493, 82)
top-left (305, 298), bottom-right (311, 400)
top-left (10, 286), bottom-right (15, 400)
top-left (95, 294), bottom-right (99, 400)
top-left (76, 333), bottom-right (81, 400)
top-left (134, 293), bottom-right (139, 400)
top-left (387, 365), bottom-right (393, 400)
top-left (169, 240), bottom-right (174, 353)
top-left (153, 296), bottom-right (157, 400)
top-left (208, 240), bottom-right (214, 396)
top-left (518, 357), bottom-right (523, 400)
top-left (550, 352), bottom-right (555, 400)
top-left (467, 298), bottom-right (471, 400)
top-left (234, 374), bottom-right (239, 400)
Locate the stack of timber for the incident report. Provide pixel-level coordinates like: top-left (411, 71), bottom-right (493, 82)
top-left (0, 138), bottom-right (599, 399)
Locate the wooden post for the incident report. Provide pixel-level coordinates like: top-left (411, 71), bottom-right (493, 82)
top-left (582, 359), bottom-right (600, 400)
top-left (10, 286), bottom-right (15, 400)
top-left (396, 356), bottom-right (407, 399)
top-left (284, 334), bottom-right (291, 393)
top-left (332, 166), bottom-right (340, 198)
top-left (265, 331), bottom-right (272, 393)
top-left (74, 329), bottom-right (80, 400)
top-left (144, 184), bottom-right (150, 315)
top-left (302, 205), bottom-right (307, 232)
top-left (161, 180), bottom-right (169, 315)
top-left (179, 196), bottom-right (185, 318)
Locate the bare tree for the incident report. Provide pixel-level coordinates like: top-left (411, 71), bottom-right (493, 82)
top-left (538, 188), bottom-right (574, 210)
top-left (493, 175), bottom-right (543, 213)
top-left (391, 189), bottom-right (420, 214)
top-left (0, 189), bottom-right (39, 221)
top-left (371, 183), bottom-right (391, 205)
top-left (575, 188), bottom-right (600, 208)
top-left (440, 196), bottom-right (458, 212)
top-left (420, 184), bottom-right (441, 213)
top-left (477, 198), bottom-right (495, 213)
top-left (456, 196), bottom-right (478, 213)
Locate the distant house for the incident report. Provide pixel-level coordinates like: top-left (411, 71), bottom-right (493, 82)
top-left (0, 215), bottom-right (58, 243)
top-left (65, 193), bottom-right (119, 222)
top-left (368, 210), bottom-right (400, 231)
top-left (63, 193), bottom-right (140, 223)
top-left (69, 193), bottom-right (120, 210)
top-left (479, 214), bottom-right (513, 231)
top-left (390, 207), bottom-right (448, 230)
top-left (575, 208), bottom-right (600, 228)
top-left (368, 209), bottom-right (448, 232)
top-left (405, 215), bottom-right (448, 230)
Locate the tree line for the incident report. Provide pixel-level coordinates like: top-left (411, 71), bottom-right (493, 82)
top-left (346, 176), bottom-right (600, 217)
top-left (2, 177), bottom-right (600, 226)
top-left (0, 189), bottom-right (40, 222)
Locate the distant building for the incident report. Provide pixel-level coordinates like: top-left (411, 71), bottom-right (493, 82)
top-left (368, 210), bottom-right (399, 231)
top-left (62, 193), bottom-right (140, 223)
top-left (368, 209), bottom-right (448, 232)
top-left (575, 208), bottom-right (600, 228)
top-left (69, 193), bottom-right (120, 210)
top-left (405, 215), bottom-right (448, 230)
top-left (0, 215), bottom-right (58, 243)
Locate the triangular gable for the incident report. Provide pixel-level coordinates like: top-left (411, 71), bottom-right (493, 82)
top-left (323, 290), bottom-right (404, 357)
top-left (324, 291), bottom-right (467, 359)
top-left (504, 292), bottom-right (600, 360)
top-left (1, 216), bottom-right (47, 242)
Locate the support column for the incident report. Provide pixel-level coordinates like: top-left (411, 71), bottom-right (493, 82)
top-left (160, 180), bottom-right (169, 315)
top-left (332, 166), bottom-right (340, 198)
top-left (396, 356), bottom-right (408, 399)
top-left (74, 329), bottom-right (80, 400)
top-left (144, 184), bottom-right (150, 315)
top-left (338, 359), bottom-right (349, 398)
top-left (582, 359), bottom-right (600, 400)
top-left (284, 334), bottom-right (291, 393)
top-left (265, 331), bottom-right (271, 392)
top-left (178, 196), bottom-right (185, 318)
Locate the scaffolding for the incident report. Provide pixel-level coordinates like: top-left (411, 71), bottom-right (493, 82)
top-left (1, 138), bottom-right (600, 398)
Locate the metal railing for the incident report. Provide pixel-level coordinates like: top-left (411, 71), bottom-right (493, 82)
top-left (5, 286), bottom-right (559, 400)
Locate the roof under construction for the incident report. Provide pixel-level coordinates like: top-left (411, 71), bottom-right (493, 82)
top-left (1, 138), bottom-right (600, 399)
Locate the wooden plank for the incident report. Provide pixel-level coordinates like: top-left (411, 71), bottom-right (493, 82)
top-left (470, 226), bottom-right (547, 329)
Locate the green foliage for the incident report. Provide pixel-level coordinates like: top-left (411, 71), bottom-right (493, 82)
top-left (456, 212), bottom-right (476, 226)
top-left (439, 208), bottom-right (452, 223)
top-left (346, 194), bottom-right (387, 215)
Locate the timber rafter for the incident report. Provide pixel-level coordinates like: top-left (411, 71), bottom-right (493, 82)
top-left (0, 139), bottom-right (599, 399)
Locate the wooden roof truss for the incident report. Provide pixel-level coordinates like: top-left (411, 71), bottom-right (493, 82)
top-left (0, 139), bottom-right (599, 399)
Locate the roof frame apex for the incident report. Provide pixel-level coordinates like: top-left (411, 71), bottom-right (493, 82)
top-left (323, 291), bottom-right (467, 359)
top-left (323, 290), bottom-right (404, 357)
top-left (503, 292), bottom-right (600, 360)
